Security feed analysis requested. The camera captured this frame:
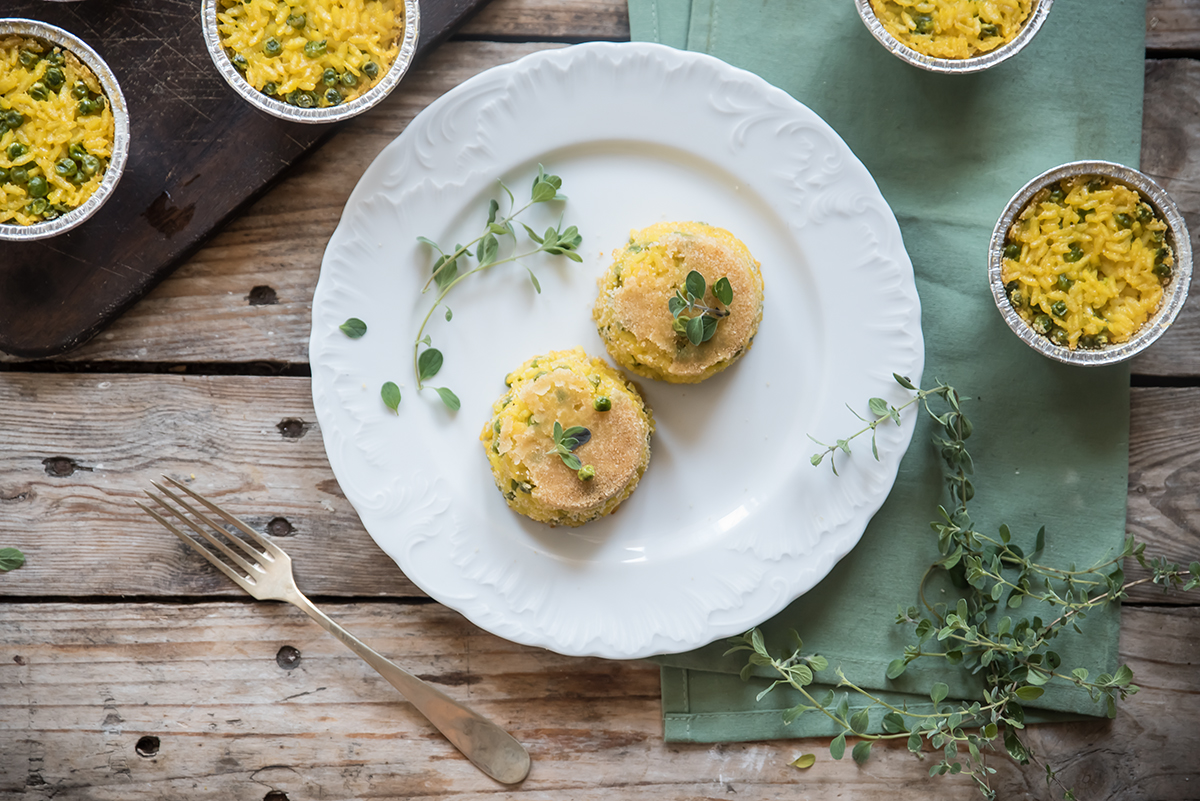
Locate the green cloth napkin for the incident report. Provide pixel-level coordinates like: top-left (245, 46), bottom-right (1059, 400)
top-left (629, 0), bottom-right (1145, 742)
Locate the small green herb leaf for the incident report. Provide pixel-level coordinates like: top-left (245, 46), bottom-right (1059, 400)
top-left (0, 547), bottom-right (26, 571)
top-left (851, 740), bottom-right (872, 765)
top-left (527, 268), bottom-right (542, 294)
top-left (686, 315), bottom-right (705, 346)
top-left (713, 276), bottom-right (733, 306)
top-left (930, 682), bottom-right (949, 705)
top-left (790, 754), bottom-right (816, 770)
top-left (893, 373), bottom-right (916, 390)
top-left (339, 317), bottom-right (367, 338)
top-left (868, 397), bottom-right (889, 418)
top-left (668, 295), bottom-right (687, 317)
top-left (886, 658), bottom-right (907, 679)
top-left (1014, 686), bottom-right (1044, 701)
top-left (830, 733), bottom-right (846, 760)
top-left (849, 708), bottom-right (870, 734)
top-left (435, 387), bottom-right (460, 411)
top-left (381, 382), bottom-right (401, 413)
top-left (685, 270), bottom-right (706, 300)
top-left (418, 348), bottom-right (444, 382)
top-left (445, 307), bottom-right (453, 322)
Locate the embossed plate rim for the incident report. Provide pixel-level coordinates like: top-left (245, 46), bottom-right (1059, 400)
top-left (310, 42), bottom-right (924, 658)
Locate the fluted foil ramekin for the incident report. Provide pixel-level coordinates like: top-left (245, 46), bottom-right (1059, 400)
top-left (201, 0), bottom-right (419, 124)
top-left (855, 0), bottom-right (1053, 74)
top-left (988, 160), bottom-right (1193, 366)
top-left (0, 18), bottom-right (130, 242)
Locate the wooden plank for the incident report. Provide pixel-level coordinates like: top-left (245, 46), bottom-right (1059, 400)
top-left (1147, 0), bottom-right (1200, 51)
top-left (459, 0), bottom-right (630, 41)
top-left (0, 41), bottom-right (561, 367)
top-left (0, 0), bottom-right (495, 360)
top-left (1130, 59), bottom-right (1200, 376)
top-left (0, 601), bottom-right (1195, 799)
top-left (0, 373), bottom-right (1197, 603)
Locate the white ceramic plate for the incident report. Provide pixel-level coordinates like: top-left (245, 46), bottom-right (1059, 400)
top-left (310, 42), bottom-right (923, 659)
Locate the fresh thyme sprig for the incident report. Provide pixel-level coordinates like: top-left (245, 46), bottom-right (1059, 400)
top-left (668, 270), bottom-right (733, 345)
top-left (411, 165), bottom-right (582, 410)
top-left (548, 421), bottom-right (595, 481)
top-left (738, 373), bottom-right (1199, 800)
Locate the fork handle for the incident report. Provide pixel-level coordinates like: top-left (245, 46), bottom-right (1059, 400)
top-left (286, 590), bottom-right (531, 784)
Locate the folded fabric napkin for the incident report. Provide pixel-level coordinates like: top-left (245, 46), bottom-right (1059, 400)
top-left (627, 0), bottom-right (1145, 741)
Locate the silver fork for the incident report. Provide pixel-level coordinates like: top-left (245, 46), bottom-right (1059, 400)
top-left (140, 476), bottom-right (531, 785)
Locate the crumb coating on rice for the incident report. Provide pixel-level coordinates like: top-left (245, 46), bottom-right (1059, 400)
top-left (481, 348), bottom-right (654, 528)
top-left (0, 36), bottom-right (114, 226)
top-left (870, 0), bottom-right (1033, 59)
top-left (593, 221), bottom-right (764, 384)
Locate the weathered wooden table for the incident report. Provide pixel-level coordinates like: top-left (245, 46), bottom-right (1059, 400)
top-left (2, 2), bottom-right (1198, 798)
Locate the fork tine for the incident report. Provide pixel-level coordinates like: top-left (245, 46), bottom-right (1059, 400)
top-left (145, 487), bottom-right (264, 578)
top-left (161, 476), bottom-right (285, 558)
top-left (138, 501), bottom-right (257, 593)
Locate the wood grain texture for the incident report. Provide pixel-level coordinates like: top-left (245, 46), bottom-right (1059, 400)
top-left (0, 372), bottom-right (1196, 604)
top-left (0, 601), bottom-right (1195, 799)
top-left (460, 0), bottom-right (630, 40)
top-left (1147, 0), bottom-right (1200, 51)
top-left (0, 0), bottom-right (494, 360)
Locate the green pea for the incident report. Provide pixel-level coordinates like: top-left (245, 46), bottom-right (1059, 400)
top-left (26, 198), bottom-right (49, 216)
top-left (304, 39), bottom-right (327, 58)
top-left (29, 82), bottom-right (50, 101)
top-left (1086, 177), bottom-right (1105, 192)
top-left (26, 176), bottom-right (49, 198)
top-left (322, 67), bottom-right (339, 86)
top-left (42, 207), bottom-right (61, 221)
top-left (77, 98), bottom-right (95, 115)
top-left (18, 50), bottom-right (41, 69)
top-left (577, 465), bottom-right (596, 481)
top-left (362, 60), bottom-right (379, 78)
top-left (1056, 274), bottom-right (1074, 292)
top-left (1076, 207), bottom-right (1093, 222)
top-left (44, 66), bottom-right (65, 90)
top-left (7, 142), bottom-right (28, 160)
top-left (593, 396), bottom-right (612, 412)
top-left (68, 143), bottom-right (87, 163)
top-left (1048, 186), bottom-right (1066, 204)
top-left (262, 81), bottom-right (278, 95)
top-left (3, 110), bottom-right (24, 129)
top-left (1155, 247), bottom-right (1169, 264)
top-left (0, 167), bottom-right (8, 184)
top-left (1009, 289), bottom-right (1025, 308)
top-left (287, 12), bottom-right (306, 28)
top-left (72, 80), bottom-right (90, 99)
top-left (264, 37), bottom-right (282, 56)
top-left (1051, 300), bottom-right (1068, 318)
top-left (232, 52), bottom-right (248, 70)
top-left (324, 88), bottom-right (342, 105)
top-left (1049, 327), bottom-right (1069, 347)
top-left (10, 165), bottom-right (30, 184)
top-left (46, 52), bottom-right (64, 67)
top-left (289, 90), bottom-right (317, 108)
top-left (1003, 242), bottom-right (1020, 260)
top-left (1114, 212), bottom-right (1133, 229)
top-left (1032, 314), bottom-right (1053, 335)
top-left (341, 71), bottom-right (358, 87)
top-left (1150, 229), bottom-right (1164, 244)
top-left (55, 157), bottom-right (77, 178)
top-left (980, 22), bottom-right (999, 37)
top-left (913, 13), bottom-right (934, 33)
top-left (1136, 204), bottom-right (1153, 223)
top-left (79, 155), bottom-right (101, 177)
top-left (1063, 243), bottom-right (1084, 263)
top-left (1153, 262), bottom-right (1173, 280)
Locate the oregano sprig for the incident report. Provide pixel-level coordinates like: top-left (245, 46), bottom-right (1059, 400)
top-left (548, 421), bottom-right (595, 481)
top-left (412, 165), bottom-right (582, 410)
top-left (740, 373), bottom-right (1199, 799)
top-left (668, 270), bottom-right (733, 345)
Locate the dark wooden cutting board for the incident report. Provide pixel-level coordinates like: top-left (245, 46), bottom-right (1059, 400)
top-left (0, 0), bottom-right (490, 358)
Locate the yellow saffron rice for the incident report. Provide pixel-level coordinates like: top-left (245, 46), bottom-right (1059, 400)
top-left (870, 0), bottom-right (1033, 59)
top-left (217, 0), bottom-right (402, 109)
top-left (0, 36), bottom-right (114, 226)
top-left (481, 348), bottom-right (654, 528)
top-left (1001, 176), bottom-right (1174, 350)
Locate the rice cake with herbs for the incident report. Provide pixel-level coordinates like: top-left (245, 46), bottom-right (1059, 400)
top-left (481, 348), bottom-right (654, 528)
top-left (593, 221), bottom-right (764, 384)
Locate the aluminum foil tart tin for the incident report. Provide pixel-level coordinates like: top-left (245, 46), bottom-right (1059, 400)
top-left (988, 160), bottom-right (1193, 366)
top-left (201, 0), bottom-right (419, 124)
top-left (854, 0), bottom-right (1053, 74)
top-left (0, 18), bottom-right (130, 242)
